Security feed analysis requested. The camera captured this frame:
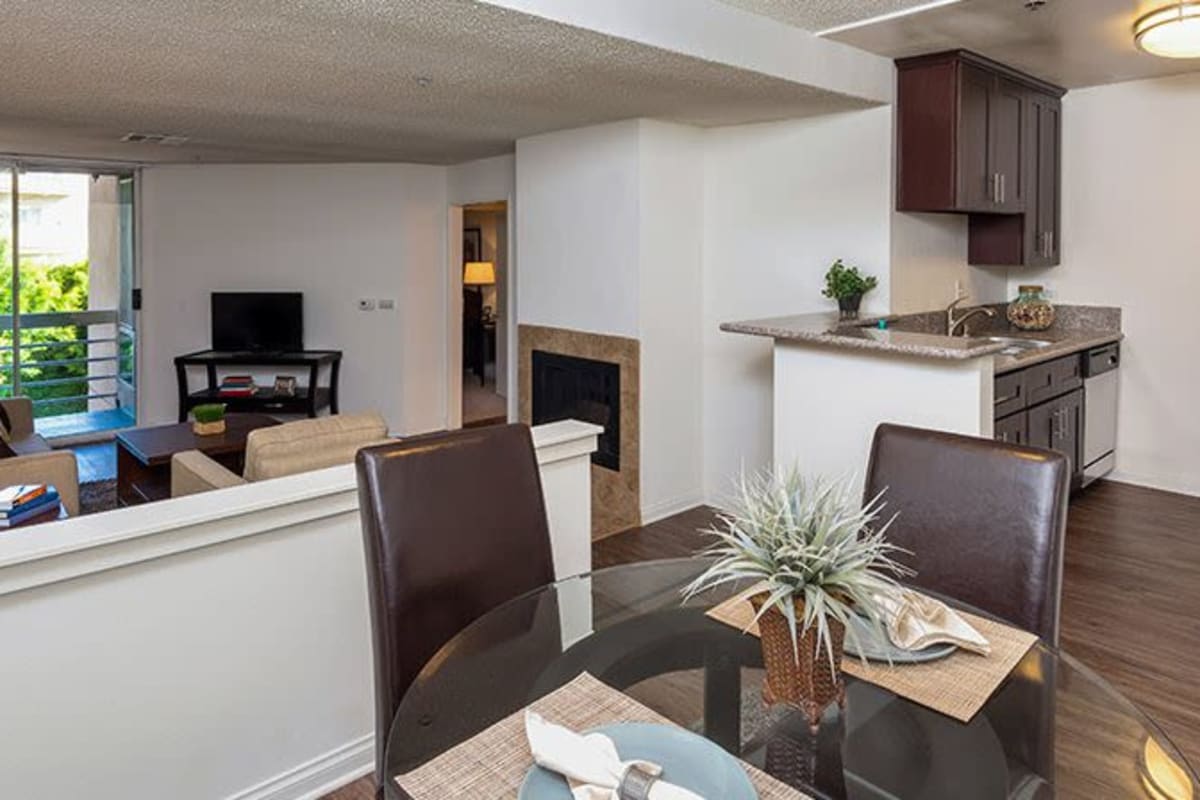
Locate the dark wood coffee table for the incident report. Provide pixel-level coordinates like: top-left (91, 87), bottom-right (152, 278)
top-left (115, 414), bottom-right (281, 506)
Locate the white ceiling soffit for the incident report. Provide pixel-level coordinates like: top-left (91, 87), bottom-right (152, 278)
top-left (713, 0), bottom-right (957, 34)
top-left (0, 0), bottom-right (886, 166)
top-left (828, 0), bottom-right (1200, 89)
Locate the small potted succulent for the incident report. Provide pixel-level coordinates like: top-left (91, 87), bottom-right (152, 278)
top-left (822, 259), bottom-right (879, 320)
top-left (192, 403), bottom-right (227, 436)
top-left (685, 467), bottom-right (907, 728)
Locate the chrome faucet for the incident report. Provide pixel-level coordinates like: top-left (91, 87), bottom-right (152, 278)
top-left (946, 289), bottom-right (997, 336)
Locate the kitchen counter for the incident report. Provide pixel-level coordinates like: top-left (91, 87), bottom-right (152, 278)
top-left (720, 304), bottom-right (1122, 373)
top-left (720, 303), bottom-right (1121, 495)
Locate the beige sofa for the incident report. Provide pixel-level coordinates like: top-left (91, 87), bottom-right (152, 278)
top-left (170, 412), bottom-right (391, 497)
top-left (0, 398), bottom-right (80, 515)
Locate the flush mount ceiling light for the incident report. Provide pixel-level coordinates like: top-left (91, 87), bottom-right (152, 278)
top-left (1134, 2), bottom-right (1200, 59)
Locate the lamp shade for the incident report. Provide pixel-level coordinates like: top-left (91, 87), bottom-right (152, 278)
top-left (1135, 2), bottom-right (1200, 58)
top-left (463, 261), bottom-right (496, 286)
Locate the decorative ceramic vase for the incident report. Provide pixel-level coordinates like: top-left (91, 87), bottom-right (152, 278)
top-left (751, 594), bottom-right (847, 729)
top-left (1007, 285), bottom-right (1055, 331)
top-left (837, 294), bottom-right (863, 320)
top-left (193, 419), bottom-right (226, 436)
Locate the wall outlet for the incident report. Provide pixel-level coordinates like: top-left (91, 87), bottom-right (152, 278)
top-left (377, 298), bottom-right (396, 310)
top-left (358, 298), bottom-right (376, 311)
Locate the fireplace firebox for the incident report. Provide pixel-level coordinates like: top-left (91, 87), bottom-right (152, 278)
top-left (531, 350), bottom-right (620, 470)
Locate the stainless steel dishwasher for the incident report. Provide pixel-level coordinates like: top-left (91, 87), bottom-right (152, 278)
top-left (1082, 342), bottom-right (1120, 486)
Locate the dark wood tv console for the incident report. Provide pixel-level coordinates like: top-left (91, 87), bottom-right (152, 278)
top-left (175, 349), bottom-right (342, 422)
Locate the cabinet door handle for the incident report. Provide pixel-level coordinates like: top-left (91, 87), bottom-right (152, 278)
top-left (1000, 173), bottom-right (1006, 205)
top-left (1047, 230), bottom-right (1054, 256)
top-left (991, 173), bottom-right (1000, 204)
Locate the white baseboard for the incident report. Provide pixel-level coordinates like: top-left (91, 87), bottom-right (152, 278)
top-left (226, 735), bottom-right (374, 800)
top-left (640, 492), bottom-right (706, 525)
top-left (1105, 470), bottom-right (1200, 499)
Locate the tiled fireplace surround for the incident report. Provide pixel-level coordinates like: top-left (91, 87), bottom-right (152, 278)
top-left (519, 324), bottom-right (639, 539)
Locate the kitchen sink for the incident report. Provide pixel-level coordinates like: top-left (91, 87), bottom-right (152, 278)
top-left (982, 336), bottom-right (1054, 355)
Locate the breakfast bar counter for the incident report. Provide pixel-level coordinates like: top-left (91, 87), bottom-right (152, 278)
top-left (720, 304), bottom-right (1121, 492)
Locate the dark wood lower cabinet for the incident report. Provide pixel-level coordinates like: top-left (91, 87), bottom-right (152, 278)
top-left (995, 354), bottom-right (1084, 487)
top-left (1026, 388), bottom-right (1083, 482)
top-left (994, 411), bottom-right (1028, 446)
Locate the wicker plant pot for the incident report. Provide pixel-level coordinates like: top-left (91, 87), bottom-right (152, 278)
top-left (751, 594), bottom-right (847, 729)
top-left (192, 419), bottom-right (226, 436)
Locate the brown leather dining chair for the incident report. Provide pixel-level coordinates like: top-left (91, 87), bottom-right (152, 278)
top-left (863, 423), bottom-right (1070, 795)
top-left (355, 424), bottom-right (556, 799)
top-left (863, 422), bottom-right (1070, 645)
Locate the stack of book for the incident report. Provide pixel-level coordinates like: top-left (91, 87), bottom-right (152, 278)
top-left (0, 484), bottom-right (62, 528)
top-left (218, 375), bottom-right (257, 397)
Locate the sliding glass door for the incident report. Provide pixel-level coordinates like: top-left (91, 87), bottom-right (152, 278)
top-left (0, 164), bottom-right (137, 437)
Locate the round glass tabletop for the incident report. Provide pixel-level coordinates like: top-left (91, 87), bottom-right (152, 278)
top-left (385, 558), bottom-right (1197, 799)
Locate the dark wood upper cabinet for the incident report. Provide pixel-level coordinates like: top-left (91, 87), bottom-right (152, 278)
top-left (896, 50), bottom-right (1065, 266)
top-left (969, 90), bottom-right (1062, 266)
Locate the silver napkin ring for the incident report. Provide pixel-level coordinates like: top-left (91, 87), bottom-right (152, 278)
top-left (618, 765), bottom-right (659, 800)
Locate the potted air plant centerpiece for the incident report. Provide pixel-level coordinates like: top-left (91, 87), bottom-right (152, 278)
top-left (191, 403), bottom-right (227, 436)
top-left (822, 259), bottom-right (878, 320)
top-left (684, 468), bottom-right (907, 728)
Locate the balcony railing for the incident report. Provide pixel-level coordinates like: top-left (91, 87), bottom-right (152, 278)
top-left (0, 309), bottom-right (133, 418)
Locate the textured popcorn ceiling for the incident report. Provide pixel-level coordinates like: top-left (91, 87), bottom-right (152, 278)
top-left (830, 0), bottom-right (1200, 89)
top-left (0, 0), bottom-right (874, 165)
top-left (714, 0), bottom-right (948, 32)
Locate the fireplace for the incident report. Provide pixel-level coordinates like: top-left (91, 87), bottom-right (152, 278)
top-left (520, 324), bottom-right (639, 538)
top-left (531, 350), bottom-right (621, 470)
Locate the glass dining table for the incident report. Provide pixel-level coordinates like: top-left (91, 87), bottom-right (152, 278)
top-left (385, 558), bottom-right (1197, 800)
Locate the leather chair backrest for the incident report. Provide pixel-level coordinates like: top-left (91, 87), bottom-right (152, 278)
top-left (864, 423), bottom-right (1070, 645)
top-left (355, 424), bottom-right (555, 790)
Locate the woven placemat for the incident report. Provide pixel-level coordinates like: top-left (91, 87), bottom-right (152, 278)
top-left (396, 671), bottom-right (812, 799)
top-left (706, 594), bottom-right (1037, 723)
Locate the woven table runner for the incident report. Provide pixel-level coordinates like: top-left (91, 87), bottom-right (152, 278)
top-left (396, 671), bottom-right (812, 799)
top-left (706, 594), bottom-right (1037, 723)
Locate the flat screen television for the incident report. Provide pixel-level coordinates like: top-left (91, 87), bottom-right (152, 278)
top-left (211, 292), bottom-right (304, 352)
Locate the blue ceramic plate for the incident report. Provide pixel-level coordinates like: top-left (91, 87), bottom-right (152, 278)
top-left (517, 722), bottom-right (757, 800)
top-left (843, 613), bottom-right (957, 664)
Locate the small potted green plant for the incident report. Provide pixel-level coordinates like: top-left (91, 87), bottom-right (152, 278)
top-left (192, 403), bottom-right (227, 436)
top-left (685, 467), bottom-right (907, 728)
top-left (822, 259), bottom-right (878, 320)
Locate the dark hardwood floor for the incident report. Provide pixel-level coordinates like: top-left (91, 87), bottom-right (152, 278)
top-left (324, 479), bottom-right (1200, 799)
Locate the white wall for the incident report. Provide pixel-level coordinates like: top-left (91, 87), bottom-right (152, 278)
top-left (447, 154), bottom-right (515, 206)
top-left (139, 164), bottom-right (447, 435)
top-left (516, 120), bottom-right (642, 338)
top-left (889, 212), bottom-right (1009, 313)
top-left (0, 421), bottom-right (599, 800)
top-left (516, 120), bottom-right (708, 520)
top-left (1015, 72), bottom-right (1200, 496)
top-left (701, 108), bottom-right (894, 500)
top-left (638, 121), bottom-right (705, 520)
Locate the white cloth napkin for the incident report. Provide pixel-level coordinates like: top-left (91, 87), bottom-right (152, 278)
top-left (524, 711), bottom-right (706, 800)
top-left (873, 589), bottom-right (991, 655)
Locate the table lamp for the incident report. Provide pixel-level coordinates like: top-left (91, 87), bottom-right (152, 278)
top-left (463, 261), bottom-right (495, 287)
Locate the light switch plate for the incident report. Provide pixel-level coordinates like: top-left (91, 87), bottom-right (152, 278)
top-left (378, 298), bottom-right (396, 310)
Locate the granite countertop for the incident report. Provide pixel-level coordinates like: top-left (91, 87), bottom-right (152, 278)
top-left (720, 304), bottom-right (1122, 372)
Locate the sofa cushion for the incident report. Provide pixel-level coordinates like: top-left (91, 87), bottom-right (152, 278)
top-left (7, 434), bottom-right (52, 457)
top-left (243, 412), bottom-right (389, 482)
